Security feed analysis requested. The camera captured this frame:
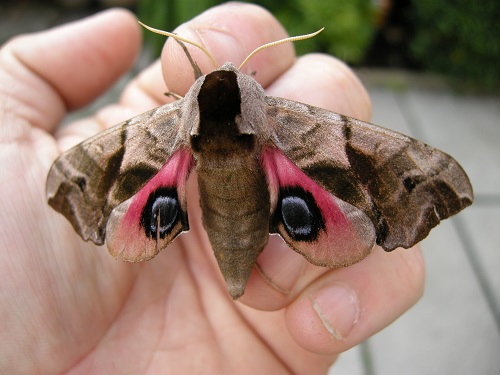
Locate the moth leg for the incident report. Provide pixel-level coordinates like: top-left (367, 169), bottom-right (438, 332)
top-left (174, 37), bottom-right (203, 79)
top-left (162, 38), bottom-right (203, 102)
top-left (164, 91), bottom-right (184, 100)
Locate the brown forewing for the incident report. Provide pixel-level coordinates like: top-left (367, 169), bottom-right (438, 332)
top-left (265, 96), bottom-right (473, 250)
top-left (46, 101), bottom-right (184, 244)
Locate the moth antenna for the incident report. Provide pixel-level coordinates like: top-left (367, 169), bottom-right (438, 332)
top-left (138, 21), bottom-right (219, 69)
top-left (238, 28), bottom-right (324, 71)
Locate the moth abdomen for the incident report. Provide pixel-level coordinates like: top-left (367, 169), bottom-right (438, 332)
top-left (196, 159), bottom-right (270, 299)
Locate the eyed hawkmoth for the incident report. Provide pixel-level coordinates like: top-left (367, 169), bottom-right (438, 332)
top-left (46, 24), bottom-right (473, 299)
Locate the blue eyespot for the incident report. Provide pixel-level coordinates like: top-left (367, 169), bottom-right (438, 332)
top-left (150, 196), bottom-right (179, 237)
top-left (274, 186), bottom-right (324, 241)
top-left (281, 196), bottom-right (313, 237)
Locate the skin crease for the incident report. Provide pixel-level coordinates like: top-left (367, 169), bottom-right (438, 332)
top-left (0, 4), bottom-right (425, 375)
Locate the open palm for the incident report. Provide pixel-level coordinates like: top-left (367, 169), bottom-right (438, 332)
top-left (0, 5), bottom-right (425, 374)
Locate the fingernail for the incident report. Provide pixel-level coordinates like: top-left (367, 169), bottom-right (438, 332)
top-left (310, 284), bottom-right (360, 341)
top-left (195, 28), bottom-right (245, 66)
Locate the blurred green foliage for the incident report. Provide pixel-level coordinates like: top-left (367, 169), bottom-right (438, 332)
top-left (137, 0), bottom-right (219, 55)
top-left (255, 0), bottom-right (376, 63)
top-left (137, 0), bottom-right (377, 64)
top-left (410, 0), bottom-right (500, 89)
top-left (137, 0), bottom-right (500, 88)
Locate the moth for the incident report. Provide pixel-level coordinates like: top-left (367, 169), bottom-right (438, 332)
top-left (46, 24), bottom-right (473, 299)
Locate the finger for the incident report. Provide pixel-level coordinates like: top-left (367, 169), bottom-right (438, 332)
top-left (237, 246), bottom-right (424, 367)
top-left (57, 60), bottom-right (169, 152)
top-left (285, 246), bottom-right (425, 354)
top-left (266, 53), bottom-right (372, 121)
top-left (239, 236), bottom-right (324, 310)
top-left (162, 2), bottom-right (294, 95)
top-left (0, 9), bottom-right (140, 134)
top-left (121, 60), bottom-right (170, 110)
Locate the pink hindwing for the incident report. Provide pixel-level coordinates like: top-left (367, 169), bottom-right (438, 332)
top-left (106, 149), bottom-right (194, 262)
top-left (261, 147), bottom-right (375, 267)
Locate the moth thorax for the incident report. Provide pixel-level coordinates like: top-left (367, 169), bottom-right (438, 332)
top-left (192, 69), bottom-right (256, 156)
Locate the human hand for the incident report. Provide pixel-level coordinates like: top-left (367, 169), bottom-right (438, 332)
top-left (0, 4), bottom-right (424, 374)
